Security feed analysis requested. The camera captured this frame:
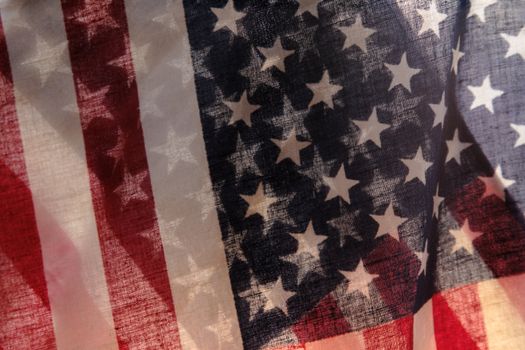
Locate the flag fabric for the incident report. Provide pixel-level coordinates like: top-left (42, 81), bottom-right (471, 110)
top-left (0, 0), bottom-right (524, 349)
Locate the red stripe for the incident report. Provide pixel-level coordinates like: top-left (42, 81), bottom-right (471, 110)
top-left (433, 285), bottom-right (487, 350)
top-left (0, 16), bottom-right (56, 349)
top-left (446, 173), bottom-right (525, 277)
top-left (362, 315), bottom-right (412, 350)
top-left (59, 0), bottom-right (180, 347)
top-left (292, 294), bottom-right (351, 343)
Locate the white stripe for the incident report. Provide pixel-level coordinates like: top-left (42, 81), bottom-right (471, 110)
top-left (2, 2), bottom-right (118, 349)
top-left (478, 273), bottom-right (525, 350)
top-left (124, 1), bottom-right (243, 348)
top-left (413, 299), bottom-right (437, 350)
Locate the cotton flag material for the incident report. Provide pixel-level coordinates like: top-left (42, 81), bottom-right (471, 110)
top-left (0, 0), bottom-right (524, 349)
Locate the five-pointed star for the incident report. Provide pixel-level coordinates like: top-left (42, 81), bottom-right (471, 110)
top-left (74, 0), bottom-right (119, 40)
top-left (353, 107), bottom-right (391, 147)
top-left (228, 135), bottom-right (263, 177)
top-left (339, 14), bottom-right (375, 53)
top-left (323, 163), bottom-right (359, 204)
top-left (129, 40), bottom-right (151, 77)
top-left (415, 240), bottom-right (429, 276)
top-left (400, 147), bottom-right (433, 185)
top-left (501, 27), bottom-right (525, 60)
top-left (21, 36), bottom-right (69, 85)
top-left (262, 276), bottom-right (295, 316)
top-left (451, 38), bottom-right (465, 73)
top-left (258, 37), bottom-right (295, 72)
top-left (306, 70), bottom-right (343, 109)
top-left (467, 0), bottom-right (498, 23)
top-left (271, 127), bottom-right (311, 165)
top-left (417, 0), bottom-right (448, 38)
top-left (211, 0), bottom-right (246, 35)
top-left (510, 123), bottom-right (525, 147)
top-left (478, 165), bottom-right (515, 201)
top-left (295, 0), bottom-right (319, 18)
top-left (114, 167), bottom-right (149, 206)
top-left (339, 260), bottom-right (379, 299)
top-left (370, 202), bottom-right (407, 241)
top-left (184, 181), bottom-right (215, 222)
top-left (289, 221), bottom-right (328, 260)
top-left (237, 272), bottom-right (263, 321)
top-left (445, 129), bottom-right (473, 165)
top-left (281, 252), bottom-right (323, 286)
top-left (449, 219), bottom-right (483, 255)
top-left (430, 93), bottom-right (447, 128)
top-left (467, 76), bottom-right (504, 114)
top-left (240, 183), bottom-right (278, 220)
top-left (433, 185), bottom-right (444, 219)
top-left (385, 53), bottom-right (421, 92)
top-left (152, 127), bottom-right (197, 173)
top-left (328, 210), bottom-right (362, 247)
top-left (239, 46), bottom-right (280, 93)
top-left (224, 91), bottom-right (261, 127)
top-left (152, 2), bottom-right (180, 32)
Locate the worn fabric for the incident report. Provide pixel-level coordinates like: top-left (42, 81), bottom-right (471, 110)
top-left (0, 0), bottom-right (524, 349)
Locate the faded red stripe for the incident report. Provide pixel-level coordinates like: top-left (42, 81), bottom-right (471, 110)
top-left (363, 315), bottom-right (412, 350)
top-left (433, 285), bottom-right (487, 350)
top-left (446, 177), bottom-right (525, 277)
top-left (59, 0), bottom-right (180, 348)
top-left (292, 294), bottom-right (351, 344)
top-left (0, 16), bottom-right (56, 349)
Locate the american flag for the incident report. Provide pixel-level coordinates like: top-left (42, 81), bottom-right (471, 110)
top-left (0, 0), bottom-right (524, 349)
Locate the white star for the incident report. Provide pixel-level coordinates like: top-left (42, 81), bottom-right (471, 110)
top-left (173, 257), bottom-right (214, 304)
top-left (323, 163), bottom-right (359, 204)
top-left (239, 47), bottom-right (280, 93)
top-left (152, 2), bottom-right (180, 32)
top-left (224, 91), bottom-right (261, 127)
top-left (328, 210), bottom-right (362, 248)
top-left (451, 38), bottom-right (465, 73)
top-left (446, 129), bottom-right (473, 165)
top-left (415, 240), bottom-right (429, 276)
top-left (271, 127), bottom-right (311, 165)
top-left (237, 272), bottom-right (263, 321)
top-left (430, 93), bottom-right (447, 128)
top-left (370, 202), bottom-right (407, 241)
top-left (306, 70), bottom-right (343, 109)
top-left (339, 14), bottom-right (375, 53)
top-left (339, 260), bottom-right (379, 299)
top-left (114, 167), bottom-right (149, 206)
top-left (501, 27), bottom-right (525, 60)
top-left (353, 107), bottom-right (391, 147)
top-left (295, 0), bottom-right (319, 18)
top-left (478, 165), bottom-right (515, 201)
top-left (21, 36), bottom-right (69, 85)
top-left (467, 76), bottom-right (504, 114)
top-left (229, 135), bottom-right (263, 177)
top-left (400, 146), bottom-right (433, 185)
top-left (258, 37), bottom-right (295, 72)
top-left (385, 53), bottom-right (421, 93)
top-left (433, 185), bottom-right (444, 219)
top-left (449, 219), bottom-right (483, 255)
top-left (211, 0), bottom-right (246, 35)
top-left (152, 127), bottom-right (197, 173)
top-left (417, 0), bottom-right (448, 38)
top-left (74, 0), bottom-right (119, 41)
top-left (467, 0), bottom-right (498, 23)
top-left (184, 181), bottom-right (214, 222)
top-left (262, 277), bottom-right (294, 316)
top-left (290, 221), bottom-right (328, 261)
top-left (510, 123), bottom-right (525, 147)
top-left (129, 40), bottom-right (151, 76)
top-left (240, 183), bottom-right (278, 220)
